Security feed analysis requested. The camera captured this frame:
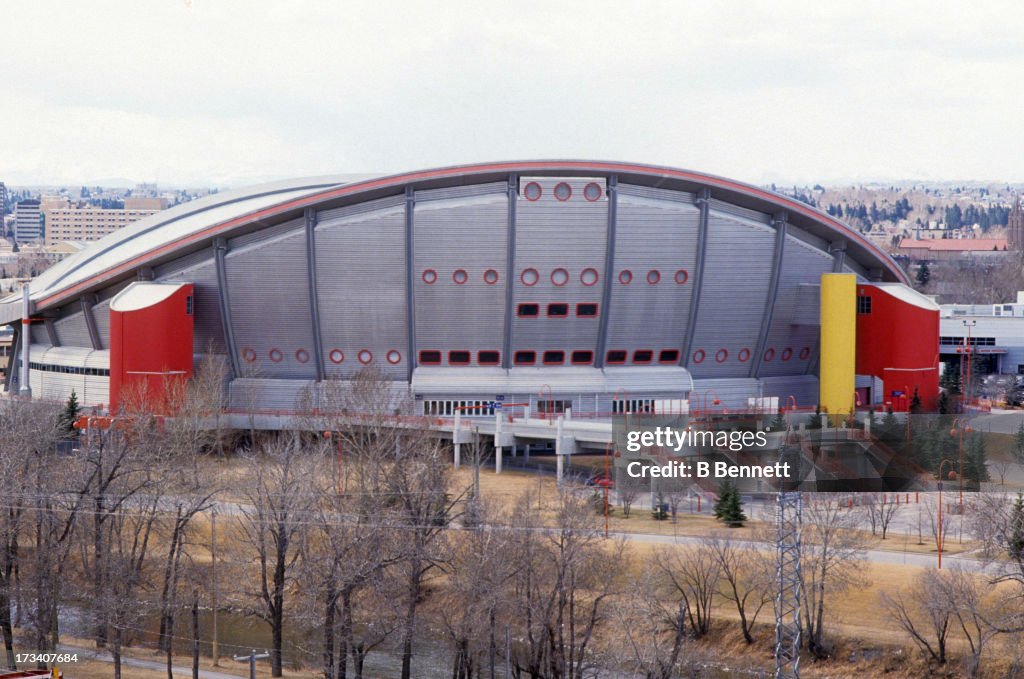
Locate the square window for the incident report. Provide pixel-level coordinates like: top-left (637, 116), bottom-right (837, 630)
top-left (514, 350), bottom-right (536, 365)
top-left (448, 350), bottom-right (471, 365)
top-left (606, 350), bottom-right (627, 364)
top-left (576, 303), bottom-right (598, 317)
top-left (571, 350), bottom-right (593, 365)
top-left (658, 349), bottom-right (680, 363)
top-left (419, 350), bottom-right (442, 365)
top-left (517, 303), bottom-right (539, 317)
top-left (478, 350), bottom-right (500, 365)
top-left (857, 296), bottom-right (872, 314)
top-left (633, 350), bottom-right (653, 364)
top-left (543, 350), bottom-right (565, 365)
top-left (547, 303), bottom-right (569, 317)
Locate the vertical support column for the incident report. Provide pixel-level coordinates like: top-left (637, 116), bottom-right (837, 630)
top-left (19, 285), bottom-right (31, 397)
top-left (820, 273), bottom-right (857, 418)
top-left (502, 175), bottom-right (517, 370)
top-left (213, 239), bottom-right (241, 378)
top-left (453, 409), bottom-right (462, 468)
top-left (831, 241), bottom-right (846, 273)
top-left (494, 408), bottom-right (503, 475)
top-left (594, 175), bottom-right (617, 368)
top-left (405, 187), bottom-right (417, 382)
top-left (524, 443), bottom-right (530, 461)
top-left (681, 188), bottom-right (710, 366)
top-left (555, 416), bottom-right (565, 483)
top-left (305, 207), bottom-right (326, 381)
top-left (81, 295), bottom-right (102, 350)
top-left (750, 213), bottom-right (787, 378)
top-left (43, 318), bottom-right (59, 347)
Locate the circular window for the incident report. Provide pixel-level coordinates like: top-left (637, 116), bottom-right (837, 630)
top-left (422, 269), bottom-right (437, 284)
top-left (452, 269), bottom-right (468, 285)
top-left (328, 349), bottom-right (345, 364)
top-left (295, 349), bottom-right (310, 364)
top-left (738, 348), bottom-right (751, 362)
top-left (674, 269), bottom-right (689, 285)
top-left (554, 182), bottom-right (572, 201)
top-left (242, 347), bottom-right (257, 363)
top-left (583, 182), bottom-right (602, 202)
top-left (580, 267), bottom-right (599, 286)
top-left (764, 348), bottom-right (776, 362)
top-left (551, 268), bottom-right (569, 286)
top-left (618, 270), bottom-right (633, 284)
top-left (715, 349), bottom-right (729, 363)
top-left (386, 350), bottom-right (402, 365)
top-left (692, 349), bottom-right (706, 364)
top-left (523, 182), bottom-right (542, 201)
top-left (269, 348), bottom-right (283, 363)
top-left (781, 348), bottom-right (793, 361)
top-left (647, 270), bottom-right (661, 285)
top-left (799, 347), bottom-right (811, 360)
top-left (483, 269), bottom-right (499, 285)
top-left (521, 268), bottom-right (539, 286)
top-left (358, 350), bottom-right (373, 365)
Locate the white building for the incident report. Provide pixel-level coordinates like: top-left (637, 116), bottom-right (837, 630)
top-left (13, 199), bottom-right (42, 243)
top-left (940, 291), bottom-right (1024, 375)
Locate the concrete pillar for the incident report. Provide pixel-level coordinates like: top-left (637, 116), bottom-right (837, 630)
top-left (496, 446), bottom-right (503, 474)
top-left (524, 443), bottom-right (530, 461)
top-left (555, 416), bottom-right (564, 483)
top-left (495, 409), bottom-right (503, 475)
top-left (19, 285), bottom-right (31, 398)
top-left (453, 409), bottom-right (462, 468)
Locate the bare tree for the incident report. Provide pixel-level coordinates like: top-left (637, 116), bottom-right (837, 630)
top-left (703, 532), bottom-right (772, 643)
top-left (651, 543), bottom-right (721, 639)
top-left (608, 569), bottom-right (694, 679)
top-left (989, 458), bottom-right (1013, 487)
top-left (801, 497), bottom-right (867, 657)
top-left (881, 568), bottom-right (953, 666)
top-left (862, 493), bottom-right (902, 540)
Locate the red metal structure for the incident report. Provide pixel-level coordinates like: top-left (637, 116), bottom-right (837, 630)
top-left (855, 283), bottom-right (940, 412)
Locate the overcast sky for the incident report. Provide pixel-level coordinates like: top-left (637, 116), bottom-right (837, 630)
top-left (4, 1), bottom-right (1023, 188)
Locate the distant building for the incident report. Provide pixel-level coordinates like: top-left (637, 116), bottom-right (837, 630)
top-left (1008, 196), bottom-right (1023, 251)
top-left (124, 196), bottom-right (168, 210)
top-left (897, 237), bottom-right (1008, 262)
top-left (13, 199), bottom-right (42, 243)
top-left (941, 291), bottom-right (1024, 376)
top-left (43, 206), bottom-right (160, 246)
top-left (0, 183), bottom-right (7, 219)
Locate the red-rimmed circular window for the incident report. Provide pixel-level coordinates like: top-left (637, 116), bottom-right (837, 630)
top-left (554, 182), bottom-right (572, 201)
top-left (551, 268), bottom-right (569, 286)
top-left (738, 348), bottom-right (751, 362)
top-left (781, 348), bottom-right (793, 361)
top-left (715, 349), bottom-right (729, 363)
top-left (386, 350), bottom-right (402, 365)
top-left (328, 349), bottom-right (345, 364)
top-left (242, 347), bottom-right (257, 363)
top-left (583, 182), bottom-right (602, 202)
top-left (580, 268), bottom-right (599, 286)
top-left (523, 182), bottom-right (542, 201)
top-left (647, 270), bottom-right (661, 285)
top-left (483, 269), bottom-right (499, 285)
top-left (799, 347), bottom-right (811, 360)
top-left (422, 269), bottom-right (437, 284)
top-left (764, 348), bottom-right (776, 362)
top-left (452, 269), bottom-right (468, 285)
top-left (269, 348), bottom-right (283, 363)
top-left (692, 349), bottom-right (706, 364)
top-left (521, 268), bottom-right (539, 286)
top-left (295, 349), bottom-right (310, 364)
top-left (358, 350), bottom-right (373, 365)
top-left (674, 269), bottom-right (689, 285)
top-left (618, 270), bottom-right (633, 284)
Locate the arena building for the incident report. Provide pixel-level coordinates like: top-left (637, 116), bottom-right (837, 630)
top-left (0, 161), bottom-right (939, 419)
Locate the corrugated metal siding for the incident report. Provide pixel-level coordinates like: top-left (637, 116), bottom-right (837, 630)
top-left (757, 236), bottom-right (833, 378)
top-left (759, 375), bottom-right (819, 409)
top-left (512, 178), bottom-right (607, 357)
top-left (414, 192), bottom-right (508, 360)
top-left (28, 345), bottom-right (109, 406)
top-left (315, 199), bottom-right (408, 379)
top-left (53, 309), bottom-right (91, 347)
top-left (225, 220), bottom-right (317, 379)
top-left (690, 378), bottom-right (761, 411)
top-left (228, 378), bottom-right (316, 412)
top-left (416, 182), bottom-right (506, 203)
top-left (606, 187), bottom-right (699, 354)
top-left (30, 325), bottom-right (48, 344)
top-left (157, 258), bottom-right (225, 354)
top-left (411, 366), bottom-right (692, 396)
top-left (689, 209), bottom-right (774, 378)
top-left (92, 299), bottom-right (111, 349)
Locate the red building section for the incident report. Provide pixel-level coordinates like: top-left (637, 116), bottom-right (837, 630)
top-left (855, 283), bottom-right (939, 412)
top-left (109, 282), bottom-right (194, 413)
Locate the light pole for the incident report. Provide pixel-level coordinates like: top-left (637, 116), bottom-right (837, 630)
top-left (962, 320), bottom-right (977, 409)
top-left (949, 417), bottom-right (972, 508)
top-left (604, 442), bottom-right (615, 539)
top-left (936, 458), bottom-right (958, 569)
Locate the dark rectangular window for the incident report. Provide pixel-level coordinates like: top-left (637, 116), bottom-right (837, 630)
top-left (857, 295), bottom-right (871, 314)
top-left (517, 303), bottom-right (539, 317)
top-left (571, 350), bottom-right (593, 365)
top-left (633, 350), bottom-right (653, 364)
top-left (185, 295), bottom-right (194, 315)
top-left (576, 302), bottom-right (598, 317)
top-left (448, 350), bottom-right (471, 365)
top-left (606, 349), bottom-right (627, 364)
top-left (658, 349), bottom-right (680, 363)
top-left (478, 350), bottom-right (501, 365)
top-left (419, 350), bottom-right (442, 365)
top-left (542, 350), bottom-right (565, 365)
top-left (514, 350), bottom-right (536, 365)
top-left (547, 303), bottom-right (569, 317)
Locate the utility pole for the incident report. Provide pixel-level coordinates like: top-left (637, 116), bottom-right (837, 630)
top-left (211, 509), bottom-right (219, 666)
top-left (774, 443), bottom-right (802, 679)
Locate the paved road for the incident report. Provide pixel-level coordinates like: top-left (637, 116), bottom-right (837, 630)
top-left (58, 644), bottom-right (242, 679)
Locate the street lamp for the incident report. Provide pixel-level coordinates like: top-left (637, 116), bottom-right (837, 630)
top-left (962, 319), bottom-right (977, 409)
top-left (949, 417), bottom-right (972, 508)
top-left (936, 458), bottom-right (959, 569)
top-left (604, 442), bottom-right (617, 539)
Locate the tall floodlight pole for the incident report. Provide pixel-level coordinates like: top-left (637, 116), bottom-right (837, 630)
top-left (774, 443), bottom-right (802, 679)
top-left (19, 284), bottom-right (31, 397)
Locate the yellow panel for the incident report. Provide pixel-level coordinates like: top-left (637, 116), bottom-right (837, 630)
top-left (819, 273), bottom-right (856, 417)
